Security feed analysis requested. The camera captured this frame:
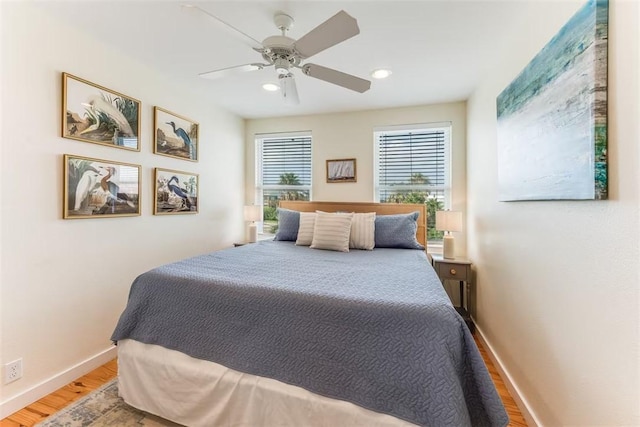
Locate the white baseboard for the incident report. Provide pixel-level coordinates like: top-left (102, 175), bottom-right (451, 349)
top-left (0, 346), bottom-right (117, 419)
top-left (475, 325), bottom-right (541, 427)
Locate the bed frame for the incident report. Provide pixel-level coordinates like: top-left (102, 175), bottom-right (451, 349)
top-left (278, 201), bottom-right (427, 248)
top-left (115, 200), bottom-right (509, 426)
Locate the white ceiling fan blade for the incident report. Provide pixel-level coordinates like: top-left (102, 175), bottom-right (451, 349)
top-left (199, 63), bottom-right (266, 79)
top-left (303, 64), bottom-right (371, 93)
top-left (294, 10), bottom-right (360, 59)
top-left (279, 73), bottom-right (300, 105)
top-left (182, 4), bottom-right (263, 50)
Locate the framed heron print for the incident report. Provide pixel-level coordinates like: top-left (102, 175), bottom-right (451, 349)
top-left (154, 107), bottom-right (199, 161)
top-left (63, 154), bottom-right (141, 219)
top-left (154, 168), bottom-right (199, 215)
top-left (62, 73), bottom-right (140, 151)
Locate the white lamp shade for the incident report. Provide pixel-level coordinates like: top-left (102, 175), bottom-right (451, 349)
top-left (243, 205), bottom-right (262, 222)
top-left (435, 211), bottom-right (462, 232)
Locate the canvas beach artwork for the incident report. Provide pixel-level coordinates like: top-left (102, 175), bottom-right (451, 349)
top-left (154, 168), bottom-right (199, 215)
top-left (496, 0), bottom-right (608, 201)
top-left (62, 73), bottom-right (140, 151)
top-left (154, 107), bottom-right (199, 161)
top-left (63, 154), bottom-right (141, 219)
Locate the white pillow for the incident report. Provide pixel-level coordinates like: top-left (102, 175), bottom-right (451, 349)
top-left (350, 212), bottom-right (376, 250)
top-left (310, 211), bottom-right (354, 252)
top-left (295, 212), bottom-right (316, 246)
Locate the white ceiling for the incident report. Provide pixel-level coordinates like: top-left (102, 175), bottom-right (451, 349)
top-left (37, 1), bottom-right (535, 119)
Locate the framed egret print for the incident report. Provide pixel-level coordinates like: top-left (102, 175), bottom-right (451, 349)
top-left (62, 73), bottom-right (140, 151)
top-left (63, 154), bottom-right (141, 219)
top-left (154, 107), bottom-right (199, 161)
top-left (326, 158), bottom-right (357, 183)
top-left (154, 168), bottom-right (199, 215)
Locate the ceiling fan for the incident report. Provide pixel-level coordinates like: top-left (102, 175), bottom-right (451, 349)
top-left (190, 5), bottom-right (372, 105)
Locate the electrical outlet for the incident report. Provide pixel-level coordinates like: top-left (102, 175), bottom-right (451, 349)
top-left (4, 359), bottom-right (23, 384)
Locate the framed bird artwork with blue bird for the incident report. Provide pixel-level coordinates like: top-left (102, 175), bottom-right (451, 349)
top-left (154, 107), bottom-right (199, 162)
top-left (154, 168), bottom-right (199, 215)
top-left (63, 154), bottom-right (141, 219)
top-left (62, 73), bottom-right (141, 151)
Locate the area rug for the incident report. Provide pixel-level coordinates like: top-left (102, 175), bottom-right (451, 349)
top-left (36, 378), bottom-right (182, 426)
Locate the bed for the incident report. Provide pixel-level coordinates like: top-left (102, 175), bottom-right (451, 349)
top-left (111, 201), bottom-right (508, 427)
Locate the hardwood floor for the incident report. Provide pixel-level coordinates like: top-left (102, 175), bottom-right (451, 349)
top-left (1, 340), bottom-right (526, 427)
top-left (0, 359), bottom-right (118, 427)
top-left (474, 334), bottom-right (528, 427)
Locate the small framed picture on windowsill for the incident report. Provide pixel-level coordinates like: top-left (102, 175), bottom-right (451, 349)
top-left (326, 158), bottom-right (356, 183)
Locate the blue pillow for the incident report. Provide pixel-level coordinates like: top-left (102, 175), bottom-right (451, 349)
top-left (274, 208), bottom-right (300, 241)
top-left (374, 212), bottom-right (425, 250)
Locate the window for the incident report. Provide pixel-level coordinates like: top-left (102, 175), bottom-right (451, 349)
top-left (374, 123), bottom-right (452, 245)
top-left (256, 132), bottom-right (312, 236)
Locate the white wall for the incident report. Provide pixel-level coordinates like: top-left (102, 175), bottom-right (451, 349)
top-left (0, 2), bottom-right (245, 413)
top-left (466, 0), bottom-right (639, 425)
top-left (245, 102), bottom-right (468, 255)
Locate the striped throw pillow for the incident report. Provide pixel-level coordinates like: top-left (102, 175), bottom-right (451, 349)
top-left (350, 212), bottom-right (376, 250)
top-left (295, 212), bottom-right (317, 246)
top-left (310, 211), bottom-right (354, 252)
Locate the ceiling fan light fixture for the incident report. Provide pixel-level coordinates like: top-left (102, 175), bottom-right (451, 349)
top-left (262, 83), bottom-right (279, 92)
top-left (279, 73), bottom-right (299, 105)
top-left (371, 68), bottom-right (392, 79)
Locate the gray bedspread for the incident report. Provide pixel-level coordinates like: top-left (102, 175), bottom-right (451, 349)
top-left (111, 241), bottom-right (508, 427)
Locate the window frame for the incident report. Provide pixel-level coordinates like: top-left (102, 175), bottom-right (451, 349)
top-left (255, 131), bottom-right (313, 234)
top-left (373, 122), bottom-right (452, 249)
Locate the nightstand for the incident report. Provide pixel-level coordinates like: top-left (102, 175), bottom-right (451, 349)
top-left (432, 255), bottom-right (475, 333)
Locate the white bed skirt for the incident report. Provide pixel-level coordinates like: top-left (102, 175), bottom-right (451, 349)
top-left (117, 339), bottom-right (417, 427)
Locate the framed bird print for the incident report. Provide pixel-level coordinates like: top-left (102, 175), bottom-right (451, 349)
top-left (63, 154), bottom-right (141, 219)
top-left (153, 107), bottom-right (199, 161)
top-left (154, 168), bottom-right (199, 215)
top-left (62, 73), bottom-right (140, 151)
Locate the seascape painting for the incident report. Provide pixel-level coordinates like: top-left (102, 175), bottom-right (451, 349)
top-left (154, 168), bottom-right (199, 215)
top-left (62, 73), bottom-right (140, 151)
top-left (496, 0), bottom-right (607, 201)
top-left (64, 155), bottom-right (141, 219)
top-left (154, 107), bottom-right (199, 161)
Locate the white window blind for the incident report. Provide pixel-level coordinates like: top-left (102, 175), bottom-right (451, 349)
top-left (378, 130), bottom-right (445, 192)
top-left (258, 134), bottom-right (312, 188)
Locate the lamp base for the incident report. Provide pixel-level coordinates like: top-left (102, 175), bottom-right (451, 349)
top-left (248, 223), bottom-right (257, 243)
top-left (443, 235), bottom-right (455, 259)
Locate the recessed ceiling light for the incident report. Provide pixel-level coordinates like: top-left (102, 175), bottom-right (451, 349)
top-left (371, 69), bottom-right (392, 79)
top-left (262, 83), bottom-right (279, 92)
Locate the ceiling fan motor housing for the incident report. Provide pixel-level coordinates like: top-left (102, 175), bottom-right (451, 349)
top-left (261, 35), bottom-right (299, 73)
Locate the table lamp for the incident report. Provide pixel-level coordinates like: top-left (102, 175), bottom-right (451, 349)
top-left (435, 210), bottom-right (462, 259)
top-left (244, 205), bottom-right (262, 243)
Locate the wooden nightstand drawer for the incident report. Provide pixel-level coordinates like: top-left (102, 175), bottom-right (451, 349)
top-left (436, 263), bottom-right (470, 281)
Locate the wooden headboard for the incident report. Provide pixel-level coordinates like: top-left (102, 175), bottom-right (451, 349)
top-left (278, 201), bottom-right (427, 247)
